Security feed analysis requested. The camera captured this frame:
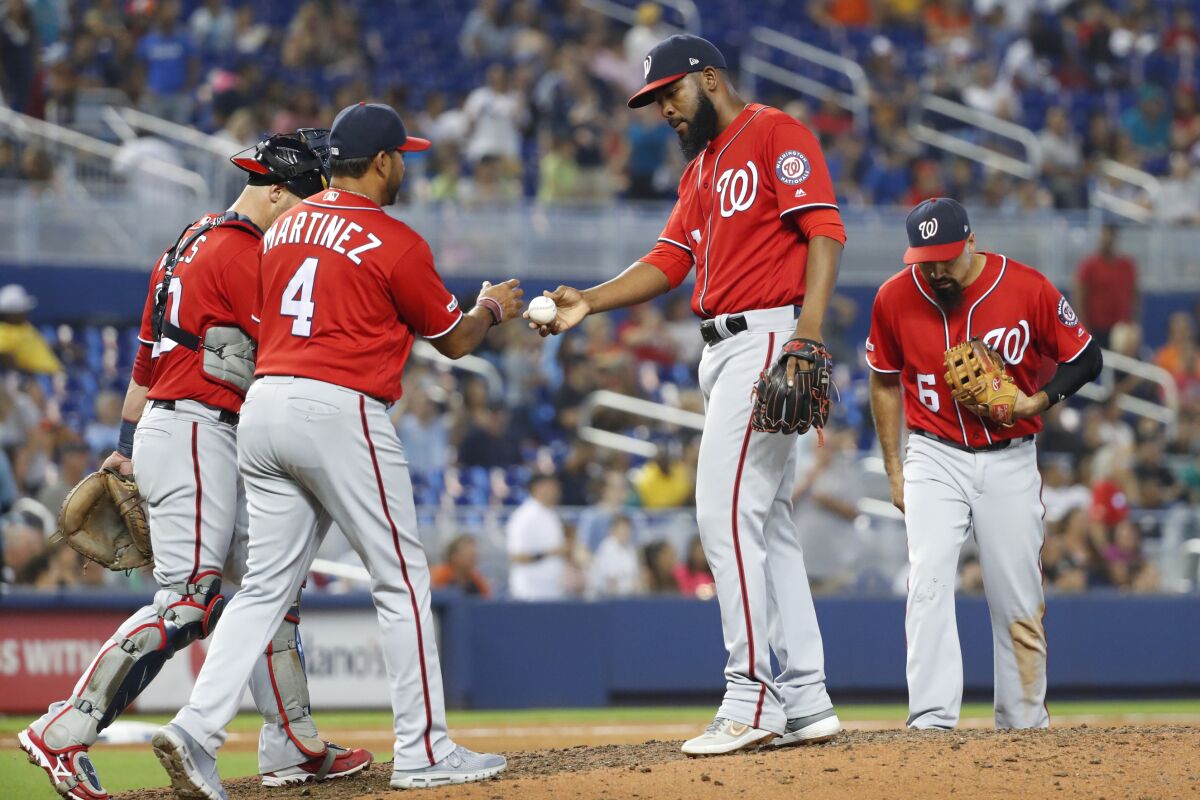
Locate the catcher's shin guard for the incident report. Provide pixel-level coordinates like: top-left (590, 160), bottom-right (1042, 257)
top-left (39, 572), bottom-right (226, 750)
top-left (253, 597), bottom-right (327, 761)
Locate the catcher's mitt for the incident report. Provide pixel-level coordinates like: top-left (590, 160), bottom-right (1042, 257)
top-left (53, 470), bottom-right (152, 571)
top-left (943, 338), bottom-right (1018, 427)
top-left (751, 337), bottom-right (833, 436)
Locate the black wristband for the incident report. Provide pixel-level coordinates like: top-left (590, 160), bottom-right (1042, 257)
top-left (117, 418), bottom-right (137, 458)
top-left (1040, 340), bottom-right (1103, 408)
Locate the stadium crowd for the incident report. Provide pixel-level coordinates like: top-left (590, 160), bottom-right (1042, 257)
top-left (1, 0), bottom-right (1199, 598)
top-left (2, 0), bottom-right (1200, 214)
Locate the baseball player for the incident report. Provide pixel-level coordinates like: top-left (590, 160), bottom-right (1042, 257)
top-left (18, 132), bottom-right (374, 800)
top-left (866, 198), bottom-right (1103, 729)
top-left (151, 103), bottom-right (523, 799)
top-left (528, 35), bottom-right (844, 754)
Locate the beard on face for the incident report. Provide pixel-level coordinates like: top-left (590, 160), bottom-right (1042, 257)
top-left (383, 158), bottom-right (403, 205)
top-left (931, 278), bottom-right (964, 309)
top-left (675, 90), bottom-right (719, 161)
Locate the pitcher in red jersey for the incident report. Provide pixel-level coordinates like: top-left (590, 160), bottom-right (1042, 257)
top-left (867, 198), bottom-right (1103, 730)
top-left (157, 104), bottom-right (523, 798)
top-left (529, 35), bottom-right (845, 754)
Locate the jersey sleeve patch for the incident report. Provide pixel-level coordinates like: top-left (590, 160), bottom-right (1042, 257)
top-left (1056, 296), bottom-right (1079, 327)
top-left (775, 150), bottom-right (811, 185)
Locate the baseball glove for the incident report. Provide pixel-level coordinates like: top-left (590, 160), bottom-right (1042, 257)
top-left (751, 337), bottom-right (833, 436)
top-left (943, 338), bottom-right (1018, 427)
top-left (53, 470), bottom-right (152, 571)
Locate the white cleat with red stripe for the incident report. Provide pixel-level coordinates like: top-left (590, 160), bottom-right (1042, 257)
top-left (18, 727), bottom-right (108, 800)
top-left (260, 743), bottom-right (373, 786)
top-left (681, 717), bottom-right (777, 756)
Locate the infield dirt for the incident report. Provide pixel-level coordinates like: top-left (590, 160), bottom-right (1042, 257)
top-left (118, 725), bottom-right (1200, 800)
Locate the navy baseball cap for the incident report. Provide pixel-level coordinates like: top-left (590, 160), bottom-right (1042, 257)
top-left (328, 102), bottom-right (430, 159)
top-left (627, 34), bottom-right (727, 109)
top-left (904, 197), bottom-right (973, 264)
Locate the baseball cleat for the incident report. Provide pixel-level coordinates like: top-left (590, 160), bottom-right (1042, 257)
top-left (771, 708), bottom-right (842, 747)
top-left (17, 727), bottom-right (109, 800)
top-left (681, 717), bottom-right (777, 756)
top-left (151, 723), bottom-right (228, 800)
top-left (260, 742), bottom-right (374, 786)
top-left (389, 744), bottom-right (506, 789)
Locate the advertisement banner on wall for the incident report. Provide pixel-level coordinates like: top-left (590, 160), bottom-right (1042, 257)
top-left (0, 609), bottom-right (411, 714)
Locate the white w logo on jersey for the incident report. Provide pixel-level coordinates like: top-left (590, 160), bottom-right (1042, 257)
top-left (715, 161), bottom-right (758, 218)
top-left (982, 320), bottom-right (1031, 365)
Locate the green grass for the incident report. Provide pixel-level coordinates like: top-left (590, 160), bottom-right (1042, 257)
top-left (4, 700), bottom-right (1199, 798)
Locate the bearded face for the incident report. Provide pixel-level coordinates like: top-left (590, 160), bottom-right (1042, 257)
top-left (676, 89), bottom-right (719, 161)
top-left (930, 276), bottom-right (964, 310)
top-left (383, 151), bottom-right (405, 205)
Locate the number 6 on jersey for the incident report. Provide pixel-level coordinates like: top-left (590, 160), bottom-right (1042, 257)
top-left (282, 257), bottom-right (318, 337)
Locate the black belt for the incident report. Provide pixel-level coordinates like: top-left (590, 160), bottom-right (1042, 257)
top-left (152, 400), bottom-right (239, 426)
top-left (699, 314), bottom-right (749, 345)
top-left (913, 428), bottom-right (1033, 453)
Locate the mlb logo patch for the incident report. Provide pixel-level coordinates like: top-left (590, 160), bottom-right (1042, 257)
top-left (324, 190), bottom-right (340, 202)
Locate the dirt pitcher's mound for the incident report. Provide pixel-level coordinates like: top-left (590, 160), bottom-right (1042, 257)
top-left (119, 726), bottom-right (1200, 800)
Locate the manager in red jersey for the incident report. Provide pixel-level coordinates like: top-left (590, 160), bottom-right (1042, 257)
top-left (866, 198), bottom-right (1103, 730)
top-left (18, 132), bottom-right (372, 800)
top-left (155, 103), bottom-right (523, 799)
top-left (528, 35), bottom-right (845, 754)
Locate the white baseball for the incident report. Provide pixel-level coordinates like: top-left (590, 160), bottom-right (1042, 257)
top-left (528, 296), bottom-right (558, 325)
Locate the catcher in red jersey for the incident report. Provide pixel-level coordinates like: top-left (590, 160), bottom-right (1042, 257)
top-left (528, 35), bottom-right (844, 754)
top-left (18, 131), bottom-right (372, 800)
top-left (157, 102), bottom-right (522, 798)
top-left (866, 198), bottom-right (1103, 730)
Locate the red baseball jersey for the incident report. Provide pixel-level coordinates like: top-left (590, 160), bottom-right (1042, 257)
top-left (254, 189), bottom-right (462, 403)
top-left (137, 214), bottom-right (262, 414)
top-left (866, 252), bottom-right (1092, 448)
top-left (639, 103), bottom-right (844, 318)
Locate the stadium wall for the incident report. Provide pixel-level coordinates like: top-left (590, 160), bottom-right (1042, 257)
top-left (2, 592), bottom-right (1198, 714)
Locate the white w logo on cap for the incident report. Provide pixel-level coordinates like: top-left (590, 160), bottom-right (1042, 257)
top-left (644, 55), bottom-right (652, 79)
top-left (918, 218), bottom-right (939, 239)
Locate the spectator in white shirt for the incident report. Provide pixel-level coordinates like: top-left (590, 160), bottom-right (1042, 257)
top-left (464, 64), bottom-right (527, 169)
top-left (586, 515), bottom-right (642, 598)
top-left (506, 474), bottom-right (567, 600)
top-left (624, 3), bottom-right (670, 72)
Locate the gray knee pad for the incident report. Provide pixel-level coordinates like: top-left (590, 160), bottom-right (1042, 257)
top-left (40, 573), bottom-right (226, 750)
top-left (261, 598), bottom-right (326, 759)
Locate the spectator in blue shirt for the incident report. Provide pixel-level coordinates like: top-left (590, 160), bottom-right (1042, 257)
top-left (862, 146), bottom-right (911, 206)
top-left (624, 110), bottom-right (674, 200)
top-left (1120, 84), bottom-right (1171, 165)
top-left (136, 0), bottom-right (196, 122)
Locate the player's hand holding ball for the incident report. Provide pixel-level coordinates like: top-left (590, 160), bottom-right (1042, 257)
top-left (478, 279), bottom-right (525, 325)
top-left (525, 286), bottom-right (590, 337)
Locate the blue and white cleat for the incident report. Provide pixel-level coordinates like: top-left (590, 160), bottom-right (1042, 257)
top-left (390, 744), bottom-right (507, 789)
top-left (150, 724), bottom-right (228, 800)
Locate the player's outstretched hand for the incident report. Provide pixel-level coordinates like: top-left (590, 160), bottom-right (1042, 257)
top-left (525, 285), bottom-right (589, 337)
top-left (101, 451), bottom-right (134, 477)
top-left (479, 279), bottom-right (525, 324)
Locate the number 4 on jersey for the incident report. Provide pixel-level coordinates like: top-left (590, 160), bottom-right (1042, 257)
top-left (282, 257), bottom-right (318, 337)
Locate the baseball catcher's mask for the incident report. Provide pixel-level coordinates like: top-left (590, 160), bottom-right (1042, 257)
top-left (231, 128), bottom-right (331, 199)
